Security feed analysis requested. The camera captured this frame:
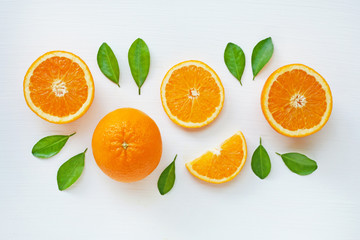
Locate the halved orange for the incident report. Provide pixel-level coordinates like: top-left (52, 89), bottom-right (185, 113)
top-left (24, 51), bottom-right (94, 124)
top-left (160, 60), bottom-right (224, 128)
top-left (186, 131), bottom-right (247, 184)
top-left (261, 64), bottom-right (332, 137)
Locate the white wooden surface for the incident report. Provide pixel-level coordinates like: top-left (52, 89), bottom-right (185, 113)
top-left (1, 0), bottom-right (359, 239)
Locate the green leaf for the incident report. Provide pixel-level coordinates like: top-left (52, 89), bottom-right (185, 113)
top-left (276, 152), bottom-right (317, 176)
top-left (97, 42), bottom-right (120, 87)
top-left (32, 132), bottom-right (75, 158)
top-left (157, 155), bottom-right (177, 195)
top-left (251, 138), bottom-right (271, 179)
top-left (224, 42), bottom-right (245, 85)
top-left (57, 149), bottom-right (87, 191)
top-left (128, 38), bottom-right (150, 95)
top-left (251, 37), bottom-right (274, 79)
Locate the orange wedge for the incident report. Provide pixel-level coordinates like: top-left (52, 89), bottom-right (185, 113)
top-left (186, 131), bottom-right (247, 184)
top-left (160, 60), bottom-right (224, 128)
top-left (24, 51), bottom-right (94, 124)
top-left (261, 64), bottom-right (332, 137)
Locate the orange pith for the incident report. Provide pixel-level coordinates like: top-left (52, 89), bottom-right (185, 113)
top-left (186, 131), bottom-right (247, 184)
top-left (261, 64), bottom-right (332, 137)
top-left (92, 108), bottom-right (162, 183)
top-left (24, 51), bottom-right (94, 123)
top-left (161, 60), bottom-right (224, 128)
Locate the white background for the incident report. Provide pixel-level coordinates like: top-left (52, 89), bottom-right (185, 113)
top-left (1, 0), bottom-right (359, 239)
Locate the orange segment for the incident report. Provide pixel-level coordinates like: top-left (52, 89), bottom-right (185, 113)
top-left (186, 131), bottom-right (247, 184)
top-left (261, 64), bottom-right (332, 137)
top-left (161, 60), bottom-right (224, 128)
top-left (24, 51), bottom-right (94, 123)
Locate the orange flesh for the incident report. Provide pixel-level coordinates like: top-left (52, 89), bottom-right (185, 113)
top-left (191, 134), bottom-right (245, 179)
top-left (165, 65), bottom-right (221, 123)
top-left (29, 56), bottom-right (88, 117)
top-left (268, 69), bottom-right (327, 131)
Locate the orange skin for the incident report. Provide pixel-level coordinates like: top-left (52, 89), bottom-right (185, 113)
top-left (92, 108), bottom-right (162, 182)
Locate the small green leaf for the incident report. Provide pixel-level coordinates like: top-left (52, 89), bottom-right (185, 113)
top-left (128, 38), bottom-right (150, 95)
top-left (251, 37), bottom-right (274, 79)
top-left (224, 42), bottom-right (245, 85)
top-left (32, 132), bottom-right (75, 158)
top-left (57, 149), bottom-right (87, 191)
top-left (276, 152), bottom-right (317, 176)
top-left (97, 42), bottom-right (120, 87)
top-left (251, 138), bottom-right (271, 179)
top-left (158, 155), bottom-right (177, 195)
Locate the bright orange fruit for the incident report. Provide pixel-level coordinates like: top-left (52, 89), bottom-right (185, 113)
top-left (92, 108), bottom-right (162, 183)
top-left (23, 51), bottom-right (94, 123)
top-left (261, 64), bottom-right (332, 137)
top-left (160, 60), bottom-right (225, 128)
top-left (186, 131), bottom-right (247, 184)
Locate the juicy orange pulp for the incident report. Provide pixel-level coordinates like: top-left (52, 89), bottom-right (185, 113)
top-left (261, 64), bottom-right (332, 137)
top-left (165, 65), bottom-right (221, 123)
top-left (24, 51), bottom-right (94, 123)
top-left (30, 56), bottom-right (88, 117)
top-left (161, 60), bottom-right (224, 128)
top-left (186, 131), bottom-right (247, 184)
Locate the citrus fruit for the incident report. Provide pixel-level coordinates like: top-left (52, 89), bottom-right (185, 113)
top-left (24, 51), bottom-right (94, 124)
top-left (185, 131), bottom-right (247, 184)
top-left (261, 64), bottom-right (332, 137)
top-left (92, 108), bottom-right (162, 182)
top-left (160, 60), bottom-right (225, 128)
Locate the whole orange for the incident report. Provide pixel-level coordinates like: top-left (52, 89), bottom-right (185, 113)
top-left (92, 108), bottom-right (162, 182)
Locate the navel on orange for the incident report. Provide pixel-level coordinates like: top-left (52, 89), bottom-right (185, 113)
top-left (160, 60), bottom-right (224, 128)
top-left (261, 64), bottom-right (332, 137)
top-left (186, 131), bottom-right (247, 184)
top-left (24, 51), bottom-right (94, 124)
top-left (92, 108), bottom-right (162, 183)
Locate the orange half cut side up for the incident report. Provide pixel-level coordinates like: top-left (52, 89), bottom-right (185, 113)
top-left (261, 64), bottom-right (332, 137)
top-left (24, 51), bottom-right (94, 123)
top-left (161, 60), bottom-right (224, 128)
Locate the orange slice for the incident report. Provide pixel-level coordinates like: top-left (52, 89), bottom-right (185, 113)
top-left (261, 64), bottom-right (332, 137)
top-left (160, 60), bottom-right (224, 128)
top-left (24, 51), bottom-right (94, 124)
top-left (186, 131), bottom-right (247, 184)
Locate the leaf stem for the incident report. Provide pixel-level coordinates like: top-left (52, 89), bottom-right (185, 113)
top-left (173, 154), bottom-right (178, 162)
top-left (275, 152), bottom-right (281, 156)
top-left (138, 88), bottom-right (141, 95)
top-left (84, 148), bottom-right (88, 154)
top-left (260, 137), bottom-right (262, 145)
top-left (69, 132), bottom-right (76, 137)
